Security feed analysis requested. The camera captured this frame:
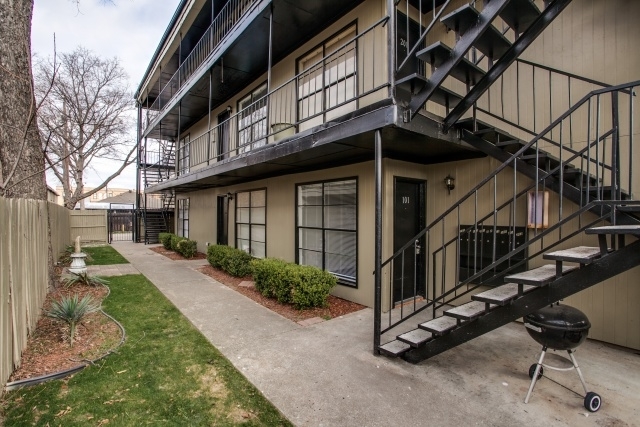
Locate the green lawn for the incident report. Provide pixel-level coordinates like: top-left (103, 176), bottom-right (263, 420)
top-left (83, 245), bottom-right (129, 265)
top-left (1, 274), bottom-right (292, 426)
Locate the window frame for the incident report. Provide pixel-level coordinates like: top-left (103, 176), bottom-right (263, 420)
top-left (177, 198), bottom-right (189, 238)
top-left (295, 21), bottom-right (359, 123)
top-left (234, 188), bottom-right (267, 258)
top-left (237, 82), bottom-right (268, 153)
top-left (295, 177), bottom-right (358, 288)
top-left (178, 133), bottom-right (190, 175)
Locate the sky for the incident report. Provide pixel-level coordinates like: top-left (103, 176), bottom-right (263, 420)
top-left (32, 0), bottom-right (181, 190)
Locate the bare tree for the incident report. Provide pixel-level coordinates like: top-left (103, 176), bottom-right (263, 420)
top-left (36, 47), bottom-right (136, 209)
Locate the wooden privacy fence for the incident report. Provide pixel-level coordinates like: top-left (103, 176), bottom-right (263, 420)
top-left (0, 197), bottom-right (71, 391)
top-left (70, 210), bottom-right (108, 243)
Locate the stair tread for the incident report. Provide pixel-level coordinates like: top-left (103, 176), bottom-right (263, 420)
top-left (504, 264), bottom-right (578, 286)
top-left (419, 316), bottom-right (458, 334)
top-left (379, 340), bottom-right (411, 357)
top-left (441, 4), bottom-right (511, 59)
top-left (416, 41), bottom-right (485, 86)
top-left (397, 328), bottom-right (433, 347)
top-left (472, 283), bottom-right (534, 305)
top-left (543, 246), bottom-right (603, 264)
top-left (445, 300), bottom-right (496, 320)
top-left (586, 225), bottom-right (640, 235)
top-left (396, 73), bottom-right (428, 94)
top-left (500, 0), bottom-right (541, 33)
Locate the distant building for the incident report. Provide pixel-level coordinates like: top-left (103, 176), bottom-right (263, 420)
top-left (46, 185), bottom-right (60, 205)
top-left (55, 185), bottom-right (134, 209)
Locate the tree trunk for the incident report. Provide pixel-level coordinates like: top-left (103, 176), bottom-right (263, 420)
top-left (0, 0), bottom-right (53, 289)
top-left (0, 0), bottom-right (46, 200)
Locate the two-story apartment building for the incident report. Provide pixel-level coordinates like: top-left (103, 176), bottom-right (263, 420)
top-left (136, 0), bottom-right (640, 362)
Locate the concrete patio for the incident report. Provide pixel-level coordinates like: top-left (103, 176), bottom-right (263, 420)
top-left (110, 242), bottom-right (640, 426)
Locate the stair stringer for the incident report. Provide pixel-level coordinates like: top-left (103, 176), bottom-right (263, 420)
top-left (402, 239), bottom-right (640, 363)
top-left (407, 0), bottom-right (511, 119)
top-left (441, 0), bottom-right (573, 131)
top-left (460, 129), bottom-right (640, 226)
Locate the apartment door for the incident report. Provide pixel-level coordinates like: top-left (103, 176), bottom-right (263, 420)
top-left (393, 178), bottom-right (426, 304)
top-left (216, 195), bottom-right (228, 245)
top-left (217, 110), bottom-right (231, 160)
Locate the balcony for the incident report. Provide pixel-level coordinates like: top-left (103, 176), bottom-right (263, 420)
top-left (144, 0), bottom-right (261, 132)
top-left (169, 17), bottom-right (391, 179)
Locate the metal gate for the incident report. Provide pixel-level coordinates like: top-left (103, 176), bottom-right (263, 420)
top-left (108, 209), bottom-right (135, 243)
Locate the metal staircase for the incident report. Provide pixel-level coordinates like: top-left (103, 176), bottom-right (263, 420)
top-left (396, 0), bottom-right (572, 125)
top-left (375, 81), bottom-right (639, 363)
top-left (139, 139), bottom-right (176, 243)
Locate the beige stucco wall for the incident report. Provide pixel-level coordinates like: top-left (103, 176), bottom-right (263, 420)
top-left (179, 0), bottom-right (389, 168)
top-left (173, 0), bottom-right (640, 349)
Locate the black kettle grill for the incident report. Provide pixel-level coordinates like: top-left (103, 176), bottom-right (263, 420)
top-left (524, 304), bottom-right (602, 412)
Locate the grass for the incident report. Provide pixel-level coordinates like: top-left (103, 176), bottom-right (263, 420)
top-left (83, 245), bottom-right (129, 265)
top-left (1, 274), bottom-right (293, 426)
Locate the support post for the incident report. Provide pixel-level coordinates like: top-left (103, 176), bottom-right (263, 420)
top-left (135, 104), bottom-right (142, 243)
top-left (387, 0), bottom-right (396, 99)
top-left (207, 69), bottom-right (212, 165)
top-left (267, 3), bottom-right (273, 133)
top-left (373, 129), bottom-right (383, 355)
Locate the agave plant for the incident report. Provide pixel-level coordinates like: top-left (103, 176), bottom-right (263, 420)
top-left (65, 272), bottom-right (109, 288)
top-left (46, 294), bottom-right (100, 347)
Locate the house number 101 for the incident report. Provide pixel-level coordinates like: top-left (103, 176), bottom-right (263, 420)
top-left (402, 196), bottom-right (410, 204)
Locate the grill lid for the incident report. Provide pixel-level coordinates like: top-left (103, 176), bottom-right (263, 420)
top-left (525, 304), bottom-right (591, 332)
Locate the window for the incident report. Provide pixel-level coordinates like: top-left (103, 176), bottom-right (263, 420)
top-left (178, 134), bottom-right (190, 174)
top-left (235, 189), bottom-right (266, 258)
top-left (178, 198), bottom-right (189, 238)
top-left (237, 83), bottom-right (267, 153)
top-left (92, 193), bottom-right (98, 200)
top-left (108, 192), bottom-right (113, 198)
top-left (297, 25), bottom-right (357, 121)
top-left (296, 178), bottom-right (357, 286)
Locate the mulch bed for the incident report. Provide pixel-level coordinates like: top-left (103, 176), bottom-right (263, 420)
top-left (9, 283), bottom-right (120, 382)
top-left (197, 265), bottom-right (366, 323)
top-left (150, 245), bottom-right (366, 323)
top-left (150, 245), bottom-right (207, 260)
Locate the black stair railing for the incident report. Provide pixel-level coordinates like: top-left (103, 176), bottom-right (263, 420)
top-left (468, 58), bottom-right (632, 144)
top-left (374, 81), bottom-right (639, 351)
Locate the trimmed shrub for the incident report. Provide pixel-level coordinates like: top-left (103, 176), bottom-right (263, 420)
top-left (176, 239), bottom-right (198, 259)
top-left (290, 265), bottom-right (336, 309)
top-left (207, 245), bottom-right (253, 277)
top-left (207, 244), bottom-right (227, 269)
top-left (170, 235), bottom-right (187, 252)
top-left (159, 232), bottom-right (174, 250)
top-left (251, 259), bottom-right (336, 309)
top-left (251, 258), bottom-right (292, 302)
top-left (224, 248), bottom-right (253, 277)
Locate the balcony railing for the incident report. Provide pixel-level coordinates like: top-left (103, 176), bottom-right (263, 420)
top-left (145, 0), bottom-right (258, 130)
top-left (168, 16), bottom-right (390, 178)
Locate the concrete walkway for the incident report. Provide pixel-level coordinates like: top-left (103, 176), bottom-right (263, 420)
top-left (112, 242), bottom-right (640, 427)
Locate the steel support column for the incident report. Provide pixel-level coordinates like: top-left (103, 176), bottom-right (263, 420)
top-left (373, 128), bottom-right (383, 355)
top-left (267, 3), bottom-right (273, 132)
top-left (207, 69), bottom-right (212, 165)
top-left (135, 104), bottom-right (142, 243)
top-left (387, 0), bottom-right (395, 99)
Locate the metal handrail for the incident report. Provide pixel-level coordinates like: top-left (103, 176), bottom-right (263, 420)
top-left (170, 17), bottom-right (389, 175)
top-left (376, 81), bottom-right (638, 344)
top-left (146, 0), bottom-right (258, 126)
top-left (395, 0), bottom-right (453, 74)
